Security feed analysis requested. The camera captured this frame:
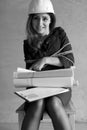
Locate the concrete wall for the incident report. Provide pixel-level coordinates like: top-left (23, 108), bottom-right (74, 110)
top-left (0, 0), bottom-right (87, 122)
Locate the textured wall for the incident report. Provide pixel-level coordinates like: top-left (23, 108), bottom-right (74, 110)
top-left (0, 0), bottom-right (87, 122)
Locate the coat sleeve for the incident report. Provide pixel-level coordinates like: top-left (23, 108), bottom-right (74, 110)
top-left (54, 27), bottom-right (75, 68)
top-left (23, 40), bottom-right (35, 69)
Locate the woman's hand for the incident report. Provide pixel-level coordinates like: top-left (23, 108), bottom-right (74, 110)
top-left (30, 57), bottom-right (47, 71)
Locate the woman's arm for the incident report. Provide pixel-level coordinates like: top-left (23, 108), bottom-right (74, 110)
top-left (29, 56), bottom-right (63, 71)
top-left (23, 40), bottom-right (36, 69)
top-left (55, 27), bottom-right (75, 68)
top-left (44, 56), bottom-right (63, 67)
top-left (42, 27), bottom-right (75, 69)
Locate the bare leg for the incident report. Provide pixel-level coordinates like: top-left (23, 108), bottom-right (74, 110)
top-left (46, 96), bottom-right (71, 130)
top-left (21, 99), bottom-right (45, 130)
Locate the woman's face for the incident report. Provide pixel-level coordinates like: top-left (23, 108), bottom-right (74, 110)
top-left (32, 13), bottom-right (51, 36)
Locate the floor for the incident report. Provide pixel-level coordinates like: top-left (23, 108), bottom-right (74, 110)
top-left (0, 122), bottom-right (87, 130)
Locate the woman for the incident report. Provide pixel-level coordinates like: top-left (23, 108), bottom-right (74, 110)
top-left (21, 0), bottom-right (75, 130)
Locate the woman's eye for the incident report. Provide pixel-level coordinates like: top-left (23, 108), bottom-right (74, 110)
top-left (43, 17), bottom-right (48, 21)
top-left (33, 16), bottom-right (39, 20)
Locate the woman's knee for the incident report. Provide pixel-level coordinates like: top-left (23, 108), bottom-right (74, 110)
top-left (46, 96), bottom-right (63, 112)
top-left (27, 99), bottom-right (44, 113)
top-left (35, 99), bottom-right (45, 110)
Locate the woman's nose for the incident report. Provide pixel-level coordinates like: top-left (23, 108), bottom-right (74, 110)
top-left (38, 18), bottom-right (43, 26)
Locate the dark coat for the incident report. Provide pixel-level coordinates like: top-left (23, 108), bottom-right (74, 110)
top-left (23, 27), bottom-right (75, 70)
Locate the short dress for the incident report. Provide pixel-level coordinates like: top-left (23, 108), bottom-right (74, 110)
top-left (23, 27), bottom-right (75, 111)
